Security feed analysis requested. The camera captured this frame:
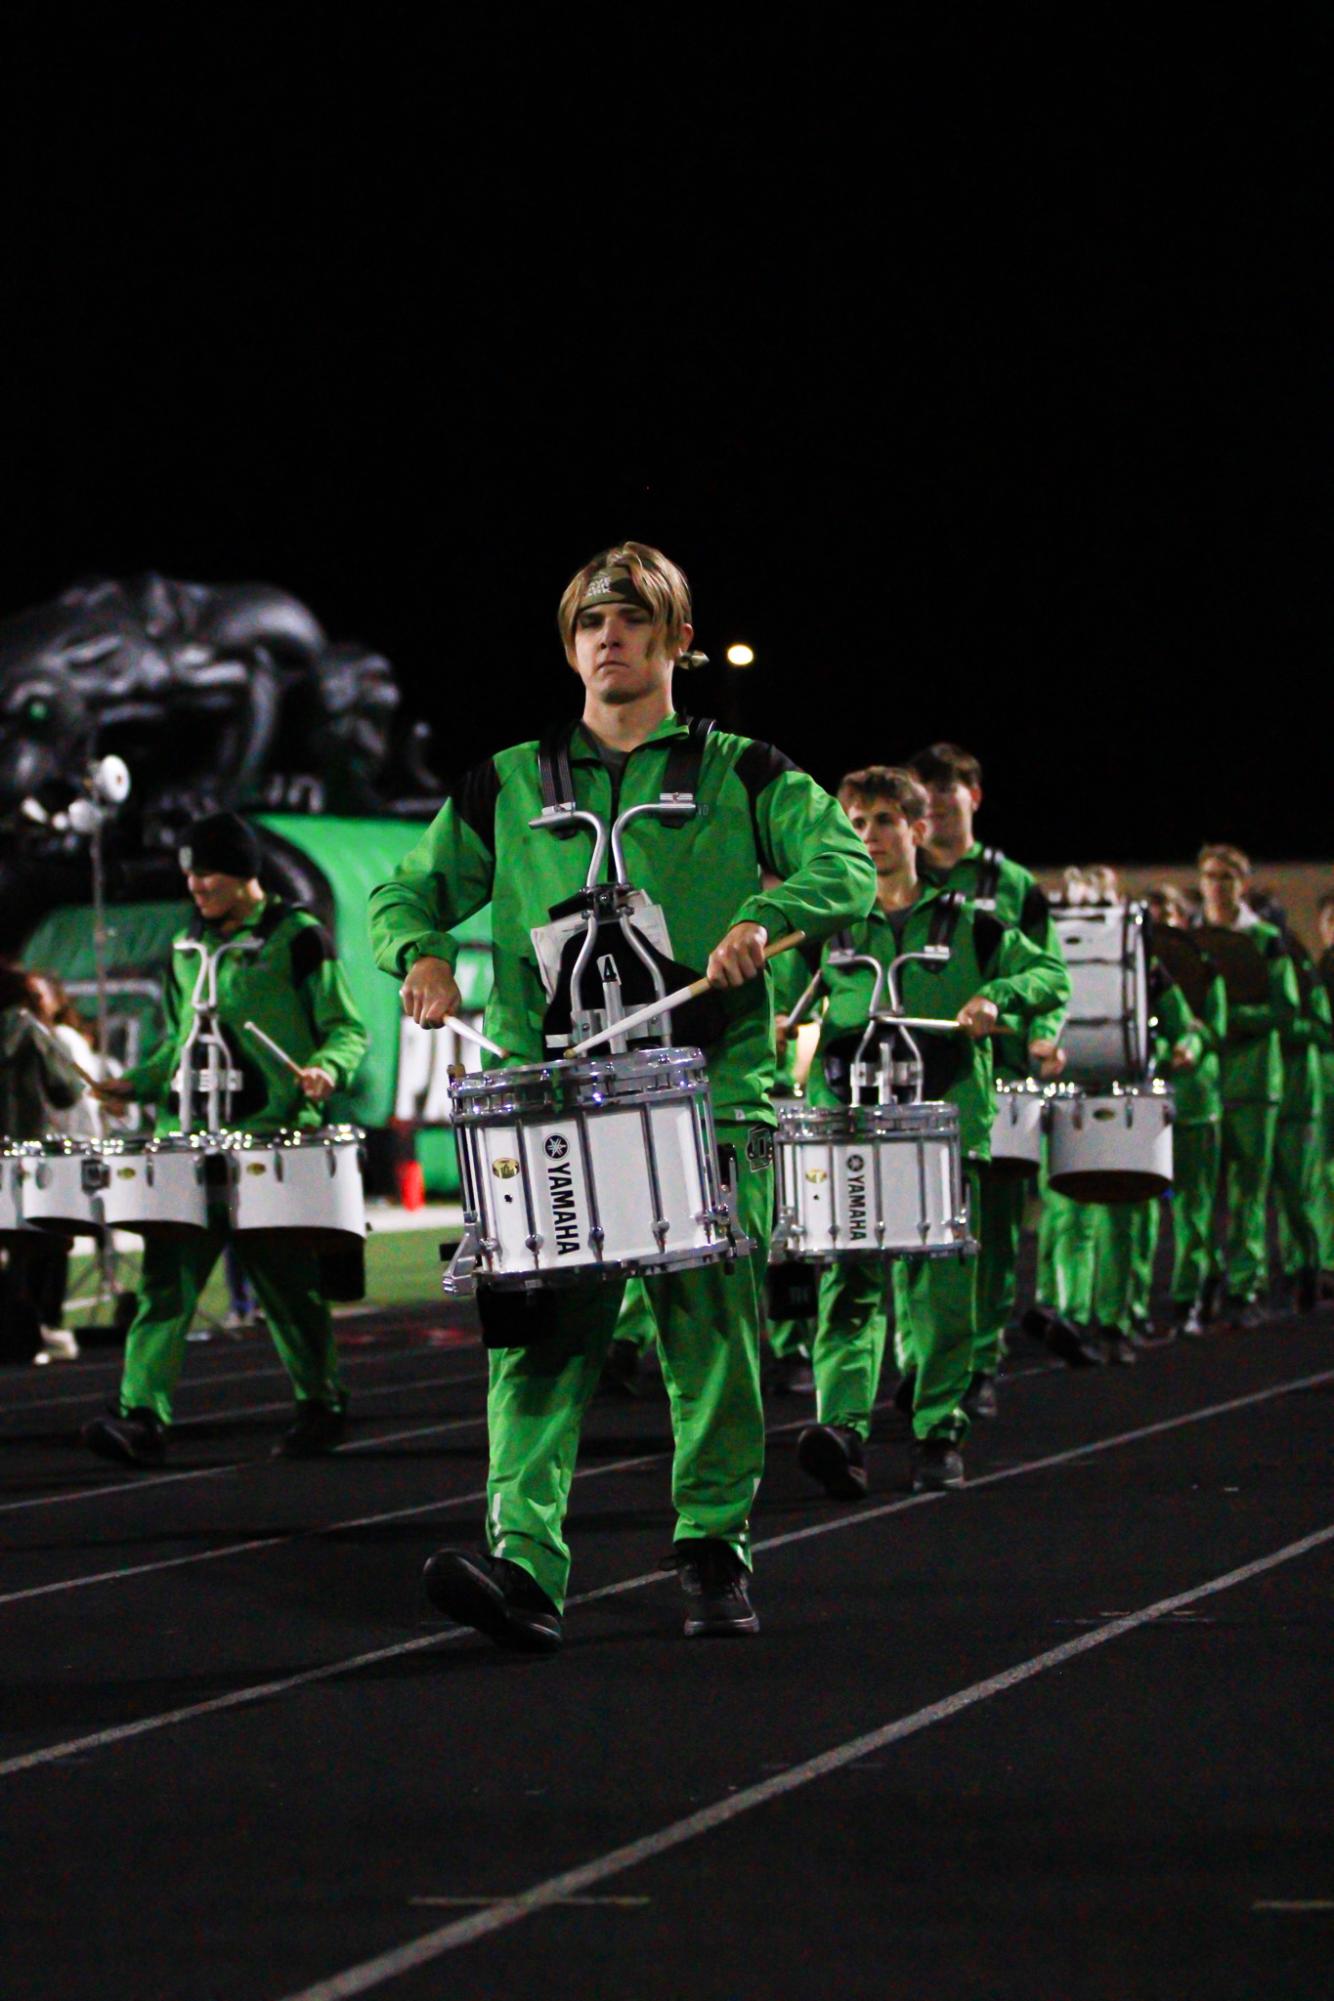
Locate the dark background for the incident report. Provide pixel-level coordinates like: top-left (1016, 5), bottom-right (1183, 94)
top-left (3, 16), bottom-right (1329, 864)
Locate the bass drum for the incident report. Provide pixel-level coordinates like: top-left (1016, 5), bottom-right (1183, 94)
top-left (1046, 1084), bottom-right (1173, 1203)
top-left (988, 1080), bottom-right (1045, 1178)
top-left (1051, 902), bottom-right (1150, 1086)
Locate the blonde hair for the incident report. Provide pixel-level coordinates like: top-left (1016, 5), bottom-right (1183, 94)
top-left (557, 542), bottom-right (693, 666)
top-left (1198, 843), bottom-right (1251, 880)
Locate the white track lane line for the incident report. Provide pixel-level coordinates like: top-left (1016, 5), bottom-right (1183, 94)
top-left (0, 1338), bottom-right (482, 1418)
top-left (273, 1519), bottom-right (1334, 1999)
top-left (1, 1365), bottom-right (1326, 1779)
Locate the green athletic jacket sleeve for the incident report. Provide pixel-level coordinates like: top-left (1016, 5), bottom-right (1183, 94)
top-left (1152, 977), bottom-right (1205, 1070)
top-left (302, 951), bottom-right (370, 1090)
top-left (974, 923), bottom-right (1070, 1029)
top-left (368, 765), bottom-right (497, 978)
top-left (1229, 936), bottom-right (1299, 1041)
top-left (728, 769), bottom-right (877, 946)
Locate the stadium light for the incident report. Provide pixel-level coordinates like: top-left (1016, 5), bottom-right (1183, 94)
top-left (726, 643), bottom-right (756, 668)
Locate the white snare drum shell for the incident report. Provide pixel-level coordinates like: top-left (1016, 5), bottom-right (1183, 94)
top-left (775, 1105), bottom-right (968, 1261)
top-left (100, 1138), bottom-right (211, 1238)
top-left (228, 1131), bottom-right (367, 1251)
top-left (989, 1083), bottom-right (1044, 1176)
top-left (1046, 1088), bottom-right (1173, 1203)
top-left (0, 1148), bottom-right (30, 1237)
top-left (21, 1142), bottom-right (105, 1238)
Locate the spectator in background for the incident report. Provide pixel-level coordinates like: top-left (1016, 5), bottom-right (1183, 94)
top-left (0, 961), bottom-right (86, 1363)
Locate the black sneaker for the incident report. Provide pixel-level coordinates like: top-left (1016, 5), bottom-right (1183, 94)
top-left (272, 1397), bottom-right (348, 1458)
top-left (423, 1550), bottom-right (563, 1654)
top-left (892, 1368), bottom-right (917, 1414)
top-left (961, 1371), bottom-right (998, 1420)
top-left (1226, 1296), bottom-right (1266, 1331)
top-left (1173, 1302), bottom-right (1205, 1340)
top-left (677, 1539), bottom-right (760, 1637)
top-left (1102, 1328), bottom-right (1138, 1366)
top-left (796, 1423), bottom-right (867, 1499)
top-left (82, 1407), bottom-right (167, 1469)
top-left (597, 1337), bottom-right (643, 1398)
top-left (764, 1349), bottom-right (816, 1396)
top-left (910, 1437), bottom-right (965, 1491)
top-left (1048, 1315), bottom-right (1107, 1368)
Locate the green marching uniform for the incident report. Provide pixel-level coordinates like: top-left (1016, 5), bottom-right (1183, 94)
top-left (1087, 971), bottom-right (1204, 1344)
top-left (765, 948), bottom-right (821, 1368)
top-left (369, 713), bottom-right (874, 1611)
top-left (808, 888), bottom-right (1068, 1445)
top-left (1320, 945), bottom-right (1334, 1270)
top-left (1271, 932), bottom-right (1334, 1296)
top-left (920, 843), bottom-right (1067, 1369)
top-left (1197, 915), bottom-right (1300, 1309)
top-left (1148, 932), bottom-right (1228, 1322)
top-left (114, 897), bottom-right (368, 1425)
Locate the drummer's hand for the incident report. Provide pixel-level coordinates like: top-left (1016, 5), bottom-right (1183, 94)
top-left (1029, 1037), bottom-right (1067, 1081)
top-left (956, 996), bottom-right (1000, 1040)
top-left (399, 954), bottom-right (461, 1027)
top-left (92, 1078), bottom-right (135, 1107)
top-left (296, 1066), bottom-right (336, 1102)
top-left (1170, 1041), bottom-right (1198, 1072)
top-left (707, 922), bottom-right (769, 989)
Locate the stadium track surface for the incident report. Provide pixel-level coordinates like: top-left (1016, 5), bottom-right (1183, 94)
top-left (3, 1278), bottom-right (1331, 2001)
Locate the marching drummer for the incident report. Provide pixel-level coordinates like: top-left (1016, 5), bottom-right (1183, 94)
top-left (1195, 844), bottom-right (1300, 1327)
top-left (1147, 885), bottom-right (1228, 1339)
top-left (796, 766), bottom-right (1068, 1497)
top-left (370, 541), bottom-right (874, 1650)
top-left (906, 742), bottom-right (1069, 1384)
top-left (82, 812), bottom-right (368, 1467)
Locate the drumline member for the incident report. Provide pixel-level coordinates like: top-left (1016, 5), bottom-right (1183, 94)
top-left (370, 542), bottom-right (874, 1650)
top-left (1194, 844), bottom-right (1300, 1328)
top-left (1145, 884), bottom-right (1228, 1339)
top-left (83, 812), bottom-right (369, 1467)
top-left (1268, 913), bottom-right (1333, 1311)
top-left (796, 766), bottom-right (1068, 1498)
top-left (1317, 891), bottom-right (1334, 1276)
top-left (907, 743), bottom-right (1068, 1383)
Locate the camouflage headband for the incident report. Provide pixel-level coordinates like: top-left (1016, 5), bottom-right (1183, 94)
top-left (577, 566), bottom-right (654, 615)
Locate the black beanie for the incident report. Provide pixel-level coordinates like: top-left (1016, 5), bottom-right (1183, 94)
top-left (178, 812), bottom-right (262, 880)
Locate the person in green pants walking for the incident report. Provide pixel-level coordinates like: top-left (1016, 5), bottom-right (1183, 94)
top-left (908, 742), bottom-right (1069, 1390)
top-left (1146, 886), bottom-right (1228, 1339)
top-left (1195, 845), bottom-right (1300, 1328)
top-left (797, 765), bottom-right (1068, 1498)
top-left (1317, 892), bottom-right (1334, 1277)
top-left (372, 542), bottom-right (875, 1650)
top-left (1269, 917), bottom-right (1333, 1311)
top-left (83, 812), bottom-right (369, 1467)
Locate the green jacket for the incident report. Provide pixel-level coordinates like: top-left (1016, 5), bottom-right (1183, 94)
top-left (1196, 915), bottom-right (1300, 1108)
top-left (368, 713), bottom-right (876, 1127)
top-left (1320, 948), bottom-right (1334, 1123)
top-left (125, 896), bottom-right (368, 1134)
top-left (0, 1006), bottom-right (84, 1142)
top-left (919, 840), bottom-right (1065, 1078)
top-left (806, 886), bottom-right (1070, 1159)
top-left (1278, 935), bottom-right (1334, 1122)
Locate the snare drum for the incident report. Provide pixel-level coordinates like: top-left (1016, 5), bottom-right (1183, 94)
top-left (1046, 1083), bottom-right (1173, 1203)
top-left (225, 1125), bottom-right (367, 1252)
top-left (988, 1080), bottom-right (1045, 1177)
top-left (448, 1048), bottom-right (731, 1289)
top-left (773, 1101), bottom-right (973, 1262)
top-left (1051, 901), bottom-right (1150, 1086)
top-left (99, 1132), bottom-right (213, 1238)
top-left (18, 1138), bottom-right (106, 1238)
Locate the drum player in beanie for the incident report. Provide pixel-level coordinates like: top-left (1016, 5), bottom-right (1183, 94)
top-left (795, 766), bottom-right (1068, 1498)
top-left (907, 742), bottom-right (1069, 1386)
top-left (370, 541), bottom-right (874, 1651)
top-left (82, 811), bottom-right (368, 1467)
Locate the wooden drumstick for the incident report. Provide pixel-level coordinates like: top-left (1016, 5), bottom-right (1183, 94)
top-left (570, 931), bottom-right (807, 1056)
top-left (876, 1015), bottom-right (965, 1033)
top-left (439, 1014), bottom-right (509, 1060)
top-left (30, 1015), bottom-right (98, 1088)
top-left (243, 1019), bottom-right (305, 1077)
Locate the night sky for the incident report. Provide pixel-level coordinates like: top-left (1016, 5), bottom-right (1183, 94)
top-left (4, 18), bottom-right (1330, 866)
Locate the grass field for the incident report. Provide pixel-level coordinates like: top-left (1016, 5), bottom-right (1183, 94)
top-left (64, 1220), bottom-right (460, 1331)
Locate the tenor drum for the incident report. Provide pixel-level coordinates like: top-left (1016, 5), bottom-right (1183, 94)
top-left (1052, 901), bottom-right (1150, 1086)
top-left (988, 1080), bottom-right (1045, 1177)
top-left (19, 1139), bottom-right (106, 1237)
top-left (1046, 1083), bottom-right (1173, 1203)
top-left (225, 1125), bottom-right (367, 1251)
top-left (0, 1143), bottom-right (35, 1238)
top-left (99, 1133), bottom-right (213, 1238)
top-left (448, 1048), bottom-right (730, 1290)
top-left (773, 1101), bottom-right (973, 1262)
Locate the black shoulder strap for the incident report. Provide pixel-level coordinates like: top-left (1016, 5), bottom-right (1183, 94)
top-left (537, 722), bottom-right (578, 813)
top-left (828, 927), bottom-right (856, 955)
top-left (976, 846), bottom-right (1004, 905)
top-left (659, 716), bottom-right (714, 802)
top-left (927, 891), bottom-right (965, 949)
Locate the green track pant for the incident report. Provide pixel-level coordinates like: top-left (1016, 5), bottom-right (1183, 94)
top-left (1215, 1101), bottom-right (1278, 1302)
top-left (1038, 1179), bottom-right (1099, 1324)
top-left (1169, 1120), bottom-right (1221, 1308)
top-left (1091, 1199), bottom-right (1158, 1334)
top-left (1273, 1117), bottom-right (1323, 1278)
top-left (119, 1224), bottom-right (342, 1426)
top-left (813, 1165), bottom-right (979, 1444)
top-left (971, 1165), bottom-right (1027, 1374)
top-left (484, 1130), bottom-right (771, 1611)
top-left (612, 1277), bottom-right (659, 1355)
